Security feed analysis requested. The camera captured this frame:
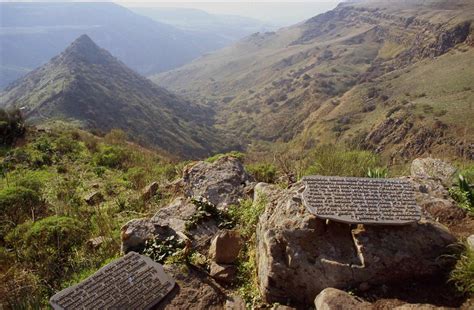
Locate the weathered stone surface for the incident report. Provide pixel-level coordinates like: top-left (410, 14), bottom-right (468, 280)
top-left (50, 252), bottom-right (175, 310)
top-left (420, 198), bottom-right (466, 224)
top-left (86, 236), bottom-right (111, 249)
top-left (393, 304), bottom-right (451, 310)
top-left (467, 235), bottom-right (474, 251)
top-left (314, 288), bottom-right (371, 310)
top-left (225, 295), bottom-right (246, 310)
top-left (272, 305), bottom-right (297, 310)
top-left (210, 262), bottom-right (237, 285)
top-left (152, 197), bottom-right (197, 233)
top-left (84, 191), bottom-right (104, 205)
top-left (209, 230), bottom-right (243, 264)
top-left (256, 184), bottom-right (457, 305)
top-left (182, 156), bottom-right (252, 209)
top-left (142, 181), bottom-right (159, 201)
top-left (155, 264), bottom-right (227, 310)
top-left (302, 176), bottom-right (420, 225)
top-left (411, 158), bottom-right (457, 185)
top-left (121, 218), bottom-right (155, 253)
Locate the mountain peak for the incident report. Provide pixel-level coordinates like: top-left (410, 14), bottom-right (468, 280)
top-left (59, 34), bottom-right (115, 65)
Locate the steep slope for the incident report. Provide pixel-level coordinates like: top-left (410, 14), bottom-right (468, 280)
top-left (154, 0), bottom-right (474, 160)
top-left (0, 35), bottom-right (222, 158)
top-left (0, 2), bottom-right (230, 88)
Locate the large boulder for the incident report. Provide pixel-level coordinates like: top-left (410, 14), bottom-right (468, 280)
top-left (411, 158), bottom-right (457, 186)
top-left (182, 156), bottom-right (253, 209)
top-left (121, 197), bottom-right (220, 253)
top-left (256, 184), bottom-right (457, 305)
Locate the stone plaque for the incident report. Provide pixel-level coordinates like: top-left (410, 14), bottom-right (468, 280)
top-left (50, 252), bottom-right (175, 310)
top-left (302, 176), bottom-right (421, 225)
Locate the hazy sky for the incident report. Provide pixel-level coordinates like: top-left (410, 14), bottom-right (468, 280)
top-left (119, 1), bottom-right (342, 24)
top-left (0, 1), bottom-right (342, 25)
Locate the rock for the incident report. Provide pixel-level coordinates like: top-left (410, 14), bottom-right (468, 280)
top-left (182, 156), bottom-right (252, 209)
top-left (314, 288), bottom-right (371, 310)
top-left (209, 230), bottom-right (243, 264)
top-left (84, 191), bottom-right (104, 205)
top-left (120, 218), bottom-right (155, 253)
top-left (155, 264), bottom-right (227, 310)
top-left (411, 158), bottom-right (457, 185)
top-left (86, 236), bottom-right (111, 249)
top-left (420, 198), bottom-right (466, 224)
top-left (393, 304), bottom-right (450, 310)
top-left (358, 282), bottom-right (370, 292)
top-left (256, 184), bottom-right (457, 305)
top-left (272, 305), bottom-right (296, 310)
top-left (152, 197), bottom-right (197, 233)
top-left (467, 235), bottom-right (474, 251)
top-left (142, 181), bottom-right (158, 200)
top-left (225, 295), bottom-right (246, 310)
top-left (210, 262), bottom-right (237, 285)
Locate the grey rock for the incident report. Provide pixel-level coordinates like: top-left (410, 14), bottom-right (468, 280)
top-left (467, 235), bottom-right (474, 251)
top-left (142, 181), bottom-right (159, 201)
top-left (256, 184), bottom-right (457, 305)
top-left (120, 218), bottom-right (155, 253)
top-left (209, 230), bottom-right (243, 264)
top-left (314, 288), bottom-right (371, 310)
top-left (210, 262), bottom-right (237, 285)
top-left (86, 236), bottom-right (111, 249)
top-left (84, 191), bottom-right (104, 205)
top-left (182, 156), bottom-right (252, 209)
top-left (156, 264), bottom-right (227, 310)
top-left (411, 158), bottom-right (457, 185)
top-left (225, 295), bottom-right (246, 310)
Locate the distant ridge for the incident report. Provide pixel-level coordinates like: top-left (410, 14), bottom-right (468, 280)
top-left (0, 35), bottom-right (223, 158)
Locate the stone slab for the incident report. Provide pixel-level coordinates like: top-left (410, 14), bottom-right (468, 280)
top-left (302, 176), bottom-right (421, 225)
top-left (50, 252), bottom-right (175, 310)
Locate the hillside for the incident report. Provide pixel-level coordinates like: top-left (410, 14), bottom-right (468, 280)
top-left (0, 2), bottom-right (231, 88)
top-left (154, 0), bottom-right (474, 162)
top-left (0, 35), bottom-right (223, 158)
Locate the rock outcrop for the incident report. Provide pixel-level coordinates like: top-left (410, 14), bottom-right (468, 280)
top-left (411, 158), bottom-right (457, 186)
top-left (121, 156), bottom-right (252, 253)
top-left (182, 156), bottom-right (253, 209)
top-left (256, 183), bottom-right (457, 305)
top-left (314, 288), bottom-right (371, 310)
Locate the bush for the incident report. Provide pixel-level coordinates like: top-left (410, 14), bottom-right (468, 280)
top-left (304, 145), bottom-right (380, 177)
top-left (0, 186), bottom-right (44, 233)
top-left (246, 163), bottom-right (277, 183)
top-left (94, 145), bottom-right (129, 169)
top-left (449, 174), bottom-right (473, 213)
top-left (0, 108), bottom-right (26, 146)
top-left (126, 167), bottom-right (147, 189)
top-left (206, 151), bottom-right (245, 163)
top-left (6, 216), bottom-right (86, 287)
top-left (450, 246), bottom-right (474, 295)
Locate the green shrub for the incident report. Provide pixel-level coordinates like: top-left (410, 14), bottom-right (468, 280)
top-left (246, 163), bottom-right (277, 183)
top-left (0, 186), bottom-right (44, 233)
top-left (449, 174), bottom-right (473, 213)
top-left (55, 134), bottom-right (83, 158)
top-left (450, 246), bottom-right (474, 295)
top-left (367, 167), bottom-right (388, 178)
top-left (304, 145), bottom-right (380, 177)
top-left (206, 151), bottom-right (245, 163)
top-left (0, 108), bottom-right (26, 146)
top-left (126, 167), bottom-right (147, 189)
top-left (94, 145), bottom-right (129, 169)
top-left (6, 216), bottom-right (86, 287)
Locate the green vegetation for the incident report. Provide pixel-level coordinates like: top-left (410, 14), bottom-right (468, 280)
top-left (450, 174), bottom-right (474, 213)
top-left (229, 196), bottom-right (267, 306)
top-left (143, 236), bottom-right (186, 264)
top-left (205, 151), bottom-right (245, 163)
top-left (0, 108), bottom-right (25, 146)
top-left (450, 245), bottom-right (474, 295)
top-left (304, 145), bottom-right (381, 177)
top-left (0, 126), bottom-right (179, 307)
top-left (185, 197), bottom-right (235, 231)
top-left (246, 162), bottom-right (277, 183)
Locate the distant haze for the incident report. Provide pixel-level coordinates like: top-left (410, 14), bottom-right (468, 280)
top-left (119, 1), bottom-right (342, 26)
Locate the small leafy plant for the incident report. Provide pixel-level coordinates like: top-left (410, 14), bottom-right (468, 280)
top-left (367, 167), bottom-right (388, 178)
top-left (185, 197), bottom-right (235, 231)
top-left (142, 235), bottom-right (185, 264)
top-left (449, 174), bottom-right (473, 213)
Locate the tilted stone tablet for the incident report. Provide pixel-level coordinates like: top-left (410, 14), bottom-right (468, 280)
top-left (301, 176), bottom-right (421, 225)
top-left (50, 252), bottom-right (175, 310)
